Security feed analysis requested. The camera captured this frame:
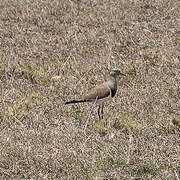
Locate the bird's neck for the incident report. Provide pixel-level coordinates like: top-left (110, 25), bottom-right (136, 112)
top-left (109, 75), bottom-right (117, 83)
top-left (108, 75), bottom-right (117, 88)
top-left (108, 75), bottom-right (117, 98)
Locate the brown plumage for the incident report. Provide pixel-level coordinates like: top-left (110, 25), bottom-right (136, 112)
top-left (65, 82), bottom-right (110, 104)
top-left (65, 69), bottom-right (126, 119)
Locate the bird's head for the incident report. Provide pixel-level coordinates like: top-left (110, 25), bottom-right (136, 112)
top-left (110, 69), bottom-right (126, 77)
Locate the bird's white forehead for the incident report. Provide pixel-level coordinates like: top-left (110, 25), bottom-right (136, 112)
top-left (111, 69), bottom-right (121, 72)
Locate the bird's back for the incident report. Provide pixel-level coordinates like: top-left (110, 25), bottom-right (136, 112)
top-left (82, 82), bottom-right (110, 101)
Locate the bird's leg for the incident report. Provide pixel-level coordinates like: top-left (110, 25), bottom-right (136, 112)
top-left (98, 105), bottom-right (101, 120)
top-left (101, 103), bottom-right (104, 119)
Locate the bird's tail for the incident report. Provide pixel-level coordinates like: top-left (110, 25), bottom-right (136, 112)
top-left (65, 99), bottom-right (91, 105)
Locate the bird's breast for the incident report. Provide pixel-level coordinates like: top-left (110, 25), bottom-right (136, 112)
top-left (110, 88), bottom-right (117, 98)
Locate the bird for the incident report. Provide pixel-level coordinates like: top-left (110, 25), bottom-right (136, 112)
top-left (65, 69), bottom-right (126, 119)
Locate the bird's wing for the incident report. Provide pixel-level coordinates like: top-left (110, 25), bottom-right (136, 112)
top-left (82, 82), bottom-right (110, 101)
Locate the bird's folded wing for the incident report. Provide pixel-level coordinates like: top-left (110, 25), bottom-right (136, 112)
top-left (82, 83), bottom-right (110, 101)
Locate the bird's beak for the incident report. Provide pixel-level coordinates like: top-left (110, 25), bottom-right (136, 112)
top-left (119, 72), bottom-right (126, 76)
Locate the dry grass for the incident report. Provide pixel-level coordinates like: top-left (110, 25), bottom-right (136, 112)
top-left (0, 0), bottom-right (179, 179)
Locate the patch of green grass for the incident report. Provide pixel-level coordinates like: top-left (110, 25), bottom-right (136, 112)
top-left (71, 105), bottom-right (84, 125)
top-left (107, 155), bottom-right (127, 167)
top-left (79, 165), bottom-right (96, 180)
top-left (5, 93), bottom-right (39, 119)
top-left (13, 62), bottom-right (49, 84)
top-left (135, 164), bottom-right (157, 176)
top-left (95, 123), bottom-right (107, 136)
top-left (113, 113), bottom-right (144, 135)
top-left (172, 117), bottom-right (180, 127)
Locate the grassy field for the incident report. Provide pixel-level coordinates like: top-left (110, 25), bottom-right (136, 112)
top-left (0, 0), bottom-right (179, 179)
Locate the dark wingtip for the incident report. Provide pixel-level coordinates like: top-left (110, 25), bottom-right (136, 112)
top-left (65, 100), bottom-right (83, 104)
top-left (64, 101), bottom-right (73, 105)
top-left (120, 72), bottom-right (126, 76)
top-left (65, 99), bottom-right (91, 104)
